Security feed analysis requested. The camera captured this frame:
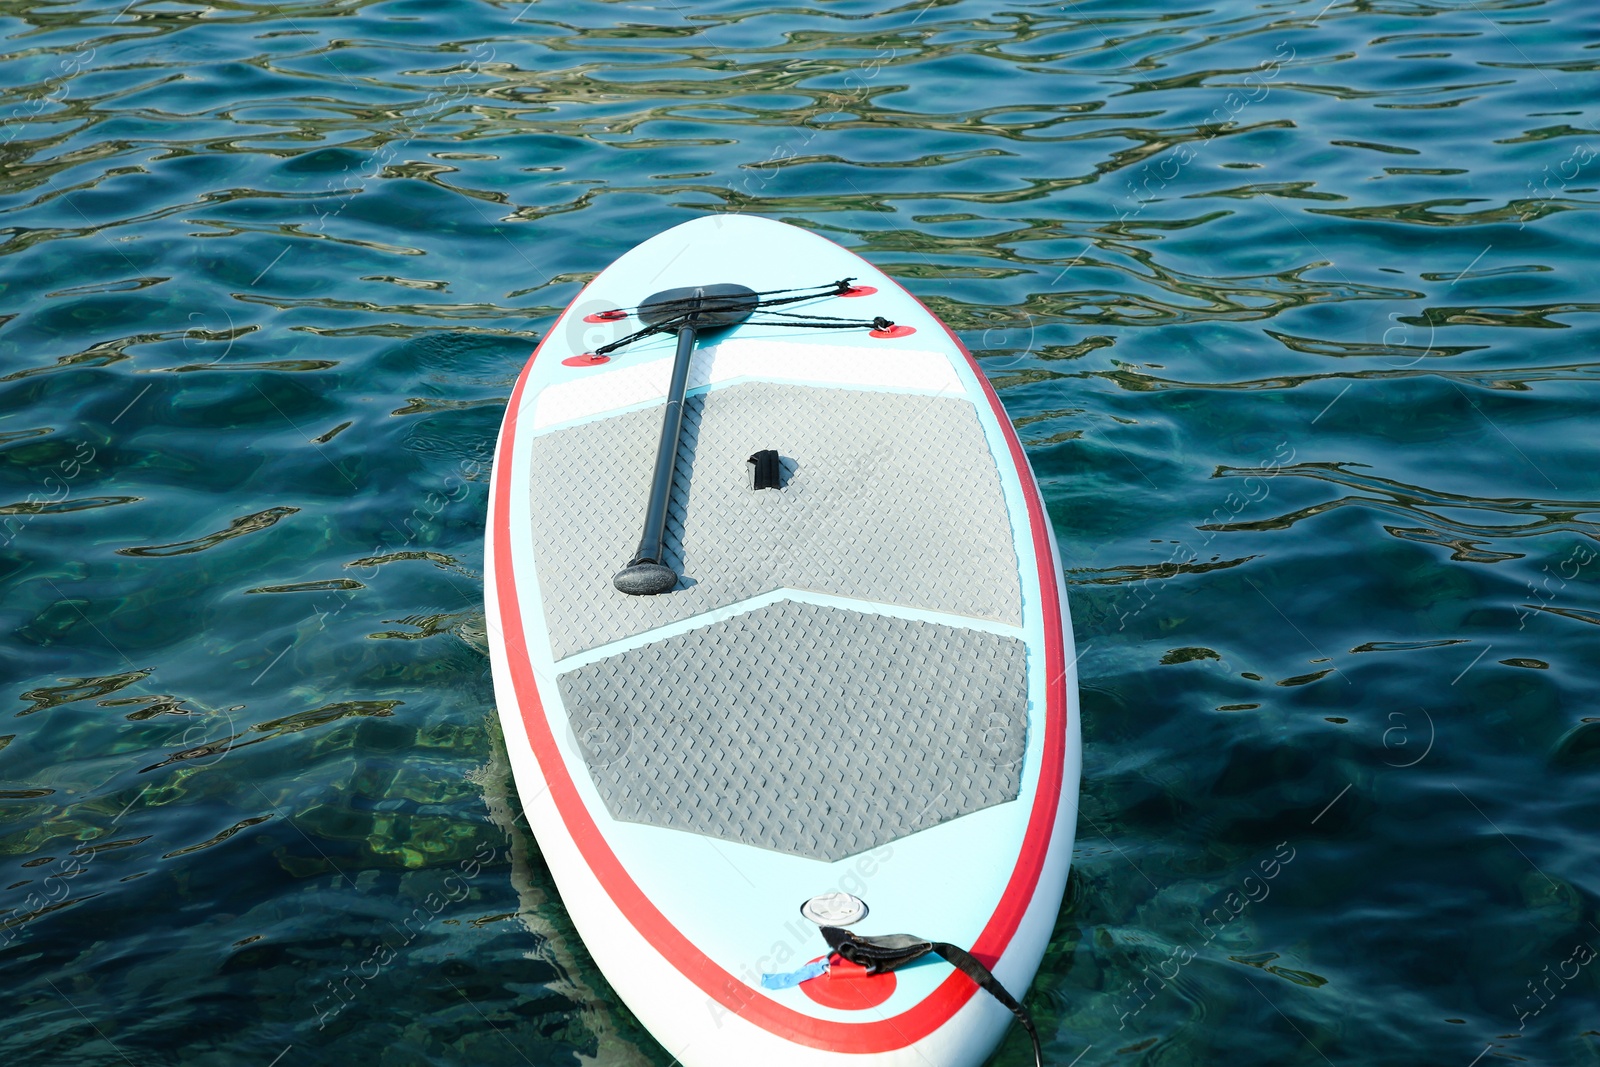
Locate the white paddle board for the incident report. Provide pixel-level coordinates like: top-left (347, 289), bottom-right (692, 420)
top-left (485, 214), bottom-right (1081, 1065)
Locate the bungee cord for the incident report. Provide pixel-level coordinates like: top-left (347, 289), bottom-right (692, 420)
top-left (588, 277), bottom-right (896, 357)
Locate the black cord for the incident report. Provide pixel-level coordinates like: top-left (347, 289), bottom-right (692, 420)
top-left (741, 316), bottom-right (893, 331)
top-left (598, 278), bottom-right (857, 317)
top-left (588, 280), bottom-right (894, 356)
top-left (758, 308), bottom-right (884, 322)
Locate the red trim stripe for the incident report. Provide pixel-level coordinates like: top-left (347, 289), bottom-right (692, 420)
top-left (490, 262), bottom-right (1069, 1052)
top-left (905, 289), bottom-right (1067, 973)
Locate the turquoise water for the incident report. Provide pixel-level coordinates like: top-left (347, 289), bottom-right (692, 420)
top-left (2, 0), bottom-right (1598, 1064)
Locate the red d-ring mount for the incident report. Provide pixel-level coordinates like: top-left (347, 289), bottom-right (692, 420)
top-left (799, 955), bottom-right (896, 1011)
top-left (583, 310), bottom-right (628, 323)
top-left (839, 285), bottom-right (877, 298)
top-left (562, 353), bottom-right (610, 367)
top-left (869, 324), bottom-right (916, 339)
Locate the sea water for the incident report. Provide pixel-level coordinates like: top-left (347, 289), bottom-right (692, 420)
top-left (1, 1), bottom-right (1597, 1064)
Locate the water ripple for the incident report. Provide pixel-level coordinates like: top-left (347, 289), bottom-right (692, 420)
top-left (2, 1), bottom-right (1598, 1065)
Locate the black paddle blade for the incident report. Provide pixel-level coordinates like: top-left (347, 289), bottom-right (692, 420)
top-left (638, 283), bottom-right (758, 329)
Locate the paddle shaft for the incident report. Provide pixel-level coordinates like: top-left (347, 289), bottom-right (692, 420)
top-left (613, 283), bottom-right (756, 595)
top-left (630, 322), bottom-right (698, 567)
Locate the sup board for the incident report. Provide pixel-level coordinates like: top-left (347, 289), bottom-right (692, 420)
top-left (485, 214), bottom-right (1082, 1066)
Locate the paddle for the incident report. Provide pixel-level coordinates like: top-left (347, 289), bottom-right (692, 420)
top-left (612, 283), bottom-right (758, 595)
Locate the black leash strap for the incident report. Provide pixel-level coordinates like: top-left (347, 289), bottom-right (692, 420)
top-left (821, 926), bottom-right (1044, 1067)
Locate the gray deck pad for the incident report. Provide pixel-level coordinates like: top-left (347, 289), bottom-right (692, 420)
top-left (557, 600), bottom-right (1029, 862)
top-left (530, 382), bottom-right (1021, 660)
